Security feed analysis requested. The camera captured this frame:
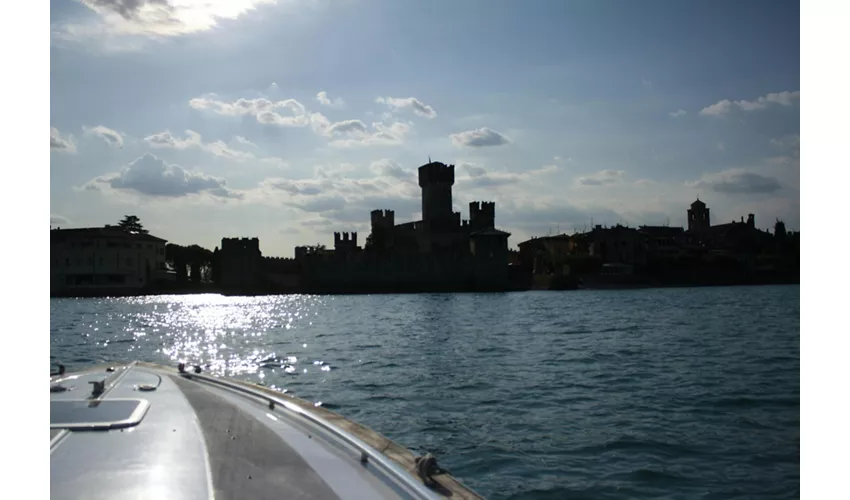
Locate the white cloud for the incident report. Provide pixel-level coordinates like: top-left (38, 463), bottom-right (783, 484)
top-left (669, 109), bottom-right (687, 118)
top-left (688, 169), bottom-right (782, 194)
top-left (577, 169), bottom-right (626, 186)
top-left (456, 163), bottom-right (558, 190)
top-left (767, 134), bottom-right (800, 167)
top-left (85, 153), bottom-right (241, 199)
top-left (246, 162), bottom-right (422, 225)
top-left (450, 127), bottom-right (511, 148)
top-left (83, 125), bottom-right (124, 148)
top-left (144, 129), bottom-right (202, 150)
top-left (65, 0), bottom-right (277, 39)
top-left (375, 96), bottom-right (437, 119)
top-left (328, 121), bottom-right (412, 148)
top-left (369, 159), bottom-right (414, 181)
top-left (325, 119), bottom-right (368, 136)
top-left (51, 127), bottom-right (76, 153)
top-left (699, 100), bottom-right (735, 117)
top-left (190, 94), bottom-right (411, 147)
top-left (700, 90), bottom-right (800, 117)
top-left (316, 91), bottom-right (345, 108)
top-left (233, 135), bottom-right (257, 148)
top-left (144, 129), bottom-right (285, 164)
top-left (189, 96), bottom-right (311, 127)
top-left (51, 214), bottom-right (71, 226)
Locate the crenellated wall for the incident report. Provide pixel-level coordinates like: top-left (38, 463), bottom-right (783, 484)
top-left (469, 201), bottom-right (496, 230)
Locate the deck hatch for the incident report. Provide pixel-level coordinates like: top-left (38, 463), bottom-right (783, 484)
top-left (50, 399), bottom-right (150, 430)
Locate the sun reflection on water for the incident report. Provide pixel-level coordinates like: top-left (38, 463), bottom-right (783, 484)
top-left (95, 294), bottom-right (331, 379)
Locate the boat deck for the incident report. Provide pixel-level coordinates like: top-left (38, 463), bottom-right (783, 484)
top-left (50, 362), bottom-right (482, 500)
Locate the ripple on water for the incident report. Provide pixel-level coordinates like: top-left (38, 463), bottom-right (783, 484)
top-left (50, 286), bottom-right (800, 500)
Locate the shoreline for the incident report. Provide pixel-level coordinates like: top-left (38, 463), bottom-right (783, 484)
top-left (50, 278), bottom-right (798, 298)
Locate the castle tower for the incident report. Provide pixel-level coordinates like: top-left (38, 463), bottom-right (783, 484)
top-left (370, 209), bottom-right (395, 232)
top-left (334, 231), bottom-right (358, 253)
top-left (687, 199), bottom-right (710, 231)
top-left (369, 209), bottom-right (395, 250)
top-left (469, 201), bottom-right (495, 230)
top-left (418, 161), bottom-right (455, 229)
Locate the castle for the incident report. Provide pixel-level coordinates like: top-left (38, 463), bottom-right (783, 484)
top-left (357, 162), bottom-right (508, 259)
top-left (221, 160), bottom-right (515, 293)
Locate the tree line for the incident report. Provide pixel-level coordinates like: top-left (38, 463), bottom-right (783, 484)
top-left (115, 215), bottom-right (221, 285)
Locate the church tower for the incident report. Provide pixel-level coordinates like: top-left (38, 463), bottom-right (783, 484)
top-left (687, 199), bottom-right (710, 231)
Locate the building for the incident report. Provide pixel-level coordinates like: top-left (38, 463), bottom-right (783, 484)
top-left (296, 160), bottom-right (513, 291)
top-left (516, 234), bottom-right (573, 274)
top-left (363, 162), bottom-right (510, 257)
top-left (685, 200), bottom-right (773, 255)
top-left (639, 225), bottom-right (685, 260)
top-left (220, 237), bottom-right (263, 290)
top-left (587, 225), bottom-right (647, 266)
top-left (50, 227), bottom-right (168, 295)
top-left (687, 199), bottom-right (710, 231)
top-left (220, 237), bottom-right (302, 294)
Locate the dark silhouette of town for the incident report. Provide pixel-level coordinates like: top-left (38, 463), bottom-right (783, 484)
top-left (50, 160), bottom-right (799, 297)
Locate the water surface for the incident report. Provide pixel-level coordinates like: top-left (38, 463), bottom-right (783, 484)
top-left (50, 286), bottom-right (800, 499)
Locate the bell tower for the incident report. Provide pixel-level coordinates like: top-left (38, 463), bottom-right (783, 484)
top-left (687, 198), bottom-right (710, 231)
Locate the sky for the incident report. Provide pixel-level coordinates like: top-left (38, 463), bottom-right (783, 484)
top-left (49, 0), bottom-right (800, 256)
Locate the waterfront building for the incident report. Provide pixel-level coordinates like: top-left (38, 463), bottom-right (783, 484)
top-left (50, 226), bottom-right (169, 295)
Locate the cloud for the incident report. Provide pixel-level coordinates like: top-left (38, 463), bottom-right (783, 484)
top-left (688, 169), bottom-right (782, 194)
top-left (189, 96), bottom-right (311, 127)
top-left (577, 169), bottom-right (626, 186)
top-left (450, 127), bottom-right (511, 148)
top-left (245, 160), bottom-right (423, 227)
top-left (51, 214), bottom-right (71, 226)
top-left (496, 200), bottom-right (624, 241)
top-left (456, 163), bottom-right (558, 189)
top-left (369, 159), bottom-right (414, 181)
top-left (328, 121), bottom-right (412, 147)
top-left (700, 90), bottom-right (800, 117)
top-left (66, 0), bottom-right (276, 39)
top-left (375, 96), bottom-right (437, 119)
top-left (767, 134), bottom-right (800, 167)
top-left (191, 94), bottom-right (413, 146)
top-left (669, 109), bottom-right (687, 118)
top-left (233, 135), bottom-right (257, 148)
top-left (51, 127), bottom-right (76, 153)
top-left (325, 119), bottom-right (368, 136)
top-left (83, 125), bottom-right (124, 148)
top-left (143, 129), bottom-right (257, 161)
top-left (316, 91), bottom-right (345, 108)
top-left (85, 153), bottom-right (241, 199)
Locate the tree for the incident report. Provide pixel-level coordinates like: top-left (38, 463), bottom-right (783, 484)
top-left (166, 243), bottom-right (189, 283)
top-left (117, 215), bottom-right (149, 234)
top-left (211, 247), bottom-right (222, 285)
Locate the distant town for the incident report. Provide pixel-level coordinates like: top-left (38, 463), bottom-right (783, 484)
top-left (50, 160), bottom-right (800, 297)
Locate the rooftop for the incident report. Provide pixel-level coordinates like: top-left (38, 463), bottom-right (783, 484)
top-left (51, 227), bottom-right (167, 243)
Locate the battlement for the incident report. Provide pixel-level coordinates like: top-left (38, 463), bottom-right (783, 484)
top-left (263, 256), bottom-right (296, 262)
top-left (221, 237), bottom-right (260, 253)
top-left (418, 162), bottom-right (455, 187)
top-left (370, 209), bottom-right (395, 228)
top-left (469, 201), bottom-right (496, 230)
top-left (334, 231), bottom-right (358, 245)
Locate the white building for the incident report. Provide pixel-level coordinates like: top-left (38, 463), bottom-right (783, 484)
top-left (50, 227), bottom-right (170, 294)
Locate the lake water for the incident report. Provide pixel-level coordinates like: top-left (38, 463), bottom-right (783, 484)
top-left (50, 285), bottom-right (800, 499)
